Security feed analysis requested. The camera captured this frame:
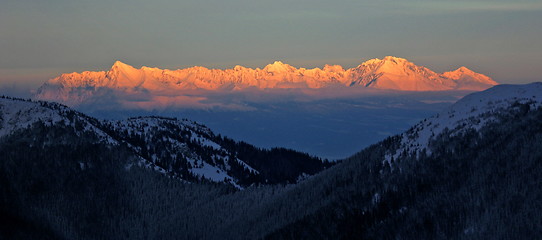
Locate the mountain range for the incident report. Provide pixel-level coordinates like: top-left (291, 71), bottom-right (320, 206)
top-left (34, 56), bottom-right (497, 106)
top-left (2, 83), bottom-right (541, 239)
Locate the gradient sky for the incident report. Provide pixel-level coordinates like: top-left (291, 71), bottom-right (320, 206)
top-left (1, 0), bottom-right (541, 96)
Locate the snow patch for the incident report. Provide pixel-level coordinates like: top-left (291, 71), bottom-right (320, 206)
top-left (383, 83), bottom-right (542, 166)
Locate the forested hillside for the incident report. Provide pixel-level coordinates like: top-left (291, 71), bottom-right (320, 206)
top-left (0, 96), bottom-right (331, 188)
top-left (1, 83), bottom-right (542, 239)
top-left (267, 100), bottom-right (542, 239)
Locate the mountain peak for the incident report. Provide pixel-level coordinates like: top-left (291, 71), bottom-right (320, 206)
top-left (360, 57), bottom-right (382, 66)
top-left (263, 61), bottom-right (295, 73)
top-left (111, 60), bottom-right (133, 69)
top-left (109, 60), bottom-right (139, 73)
top-left (233, 65), bottom-right (247, 71)
top-left (323, 64), bottom-right (345, 72)
top-left (109, 61), bottom-right (139, 75)
top-left (35, 57), bottom-right (498, 104)
top-left (443, 66), bottom-right (490, 78)
top-left (105, 61), bottom-right (144, 88)
top-left (441, 66), bottom-right (497, 89)
top-left (379, 56), bottom-right (412, 68)
top-left (360, 56), bottom-right (412, 68)
top-left (455, 66), bottom-right (474, 73)
top-left (382, 56), bottom-right (408, 63)
top-left (358, 56), bottom-right (419, 75)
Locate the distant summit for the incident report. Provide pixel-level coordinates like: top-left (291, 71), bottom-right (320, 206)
top-left (35, 57), bottom-right (497, 105)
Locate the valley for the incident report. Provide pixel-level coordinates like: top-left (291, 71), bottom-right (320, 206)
top-left (1, 83), bottom-right (541, 239)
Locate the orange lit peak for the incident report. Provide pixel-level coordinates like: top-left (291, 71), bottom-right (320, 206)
top-left (40, 57), bottom-right (497, 96)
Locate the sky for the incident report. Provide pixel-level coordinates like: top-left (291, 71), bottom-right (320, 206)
top-left (1, 0), bottom-right (541, 97)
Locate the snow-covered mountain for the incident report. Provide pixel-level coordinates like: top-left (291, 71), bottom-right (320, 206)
top-left (263, 82), bottom-right (542, 239)
top-left (35, 56), bottom-right (497, 105)
top-left (2, 83), bottom-right (542, 239)
top-left (0, 97), bottom-right (329, 188)
top-left (383, 82), bottom-right (542, 165)
top-left (349, 57), bottom-right (495, 90)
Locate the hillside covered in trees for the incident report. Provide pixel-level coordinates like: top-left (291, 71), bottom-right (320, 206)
top-left (0, 96), bottom-right (332, 189)
top-left (1, 83), bottom-right (542, 239)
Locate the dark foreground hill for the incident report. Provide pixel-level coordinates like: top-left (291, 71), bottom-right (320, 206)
top-left (267, 83), bottom-right (542, 239)
top-left (1, 83), bottom-right (542, 239)
top-left (0, 96), bottom-right (331, 189)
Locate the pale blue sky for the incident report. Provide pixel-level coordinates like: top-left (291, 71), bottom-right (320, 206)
top-left (1, 0), bottom-right (541, 95)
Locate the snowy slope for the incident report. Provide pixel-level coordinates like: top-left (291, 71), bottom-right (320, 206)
top-left (0, 97), bottom-right (253, 187)
top-left (383, 82), bottom-right (542, 165)
top-left (0, 97), bottom-right (176, 175)
top-left (101, 116), bottom-right (260, 188)
top-left (0, 97), bottom-right (116, 144)
top-left (34, 57), bottom-right (497, 105)
top-left (1, 96), bottom-right (325, 188)
top-left (0, 98), bottom-right (65, 137)
top-left (349, 56), bottom-right (496, 91)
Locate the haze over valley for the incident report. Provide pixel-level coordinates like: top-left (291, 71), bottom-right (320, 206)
top-left (32, 56), bottom-right (495, 158)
